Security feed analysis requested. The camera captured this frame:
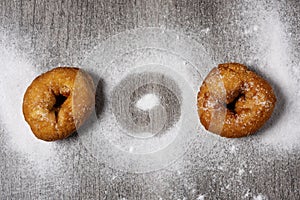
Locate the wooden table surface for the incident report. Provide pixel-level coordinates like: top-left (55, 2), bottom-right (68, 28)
top-left (0, 0), bottom-right (300, 199)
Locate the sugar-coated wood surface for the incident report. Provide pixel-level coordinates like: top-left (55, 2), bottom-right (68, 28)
top-left (0, 0), bottom-right (300, 199)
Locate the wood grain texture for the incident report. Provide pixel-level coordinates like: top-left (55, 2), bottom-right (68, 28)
top-left (0, 0), bottom-right (300, 199)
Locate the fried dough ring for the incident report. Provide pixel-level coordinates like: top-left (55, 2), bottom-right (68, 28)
top-left (23, 67), bottom-right (95, 141)
top-left (197, 63), bottom-right (276, 138)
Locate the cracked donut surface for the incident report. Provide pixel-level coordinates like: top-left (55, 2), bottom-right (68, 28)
top-left (23, 67), bottom-right (95, 141)
top-left (197, 63), bottom-right (276, 138)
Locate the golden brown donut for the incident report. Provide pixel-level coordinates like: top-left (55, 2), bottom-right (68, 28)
top-left (23, 67), bottom-right (95, 141)
top-left (197, 63), bottom-right (276, 138)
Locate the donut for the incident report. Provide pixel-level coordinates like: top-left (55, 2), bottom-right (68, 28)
top-left (23, 67), bottom-right (95, 141)
top-left (197, 63), bottom-right (276, 138)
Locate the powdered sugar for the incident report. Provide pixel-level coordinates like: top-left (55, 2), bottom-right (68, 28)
top-left (0, 31), bottom-right (64, 177)
top-left (244, 3), bottom-right (300, 149)
top-left (196, 194), bottom-right (206, 200)
top-left (135, 93), bottom-right (160, 111)
top-left (253, 194), bottom-right (268, 200)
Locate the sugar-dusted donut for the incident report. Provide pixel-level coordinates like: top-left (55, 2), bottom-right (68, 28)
top-left (23, 67), bottom-right (95, 141)
top-left (197, 63), bottom-right (276, 138)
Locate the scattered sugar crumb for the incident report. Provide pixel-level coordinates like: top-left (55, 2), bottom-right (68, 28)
top-left (196, 194), bottom-right (205, 200)
top-left (238, 168), bottom-right (245, 176)
top-left (136, 93), bottom-right (160, 111)
top-left (253, 194), bottom-right (268, 200)
top-left (230, 145), bottom-right (236, 153)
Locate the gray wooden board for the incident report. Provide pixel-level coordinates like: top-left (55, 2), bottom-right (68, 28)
top-left (0, 0), bottom-right (300, 199)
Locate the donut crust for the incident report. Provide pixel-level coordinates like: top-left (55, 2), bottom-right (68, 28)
top-left (23, 67), bottom-right (95, 141)
top-left (197, 63), bottom-right (276, 138)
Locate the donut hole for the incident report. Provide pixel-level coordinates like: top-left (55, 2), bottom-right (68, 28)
top-left (226, 93), bottom-right (245, 114)
top-left (53, 94), bottom-right (68, 109)
top-left (52, 94), bottom-right (68, 120)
